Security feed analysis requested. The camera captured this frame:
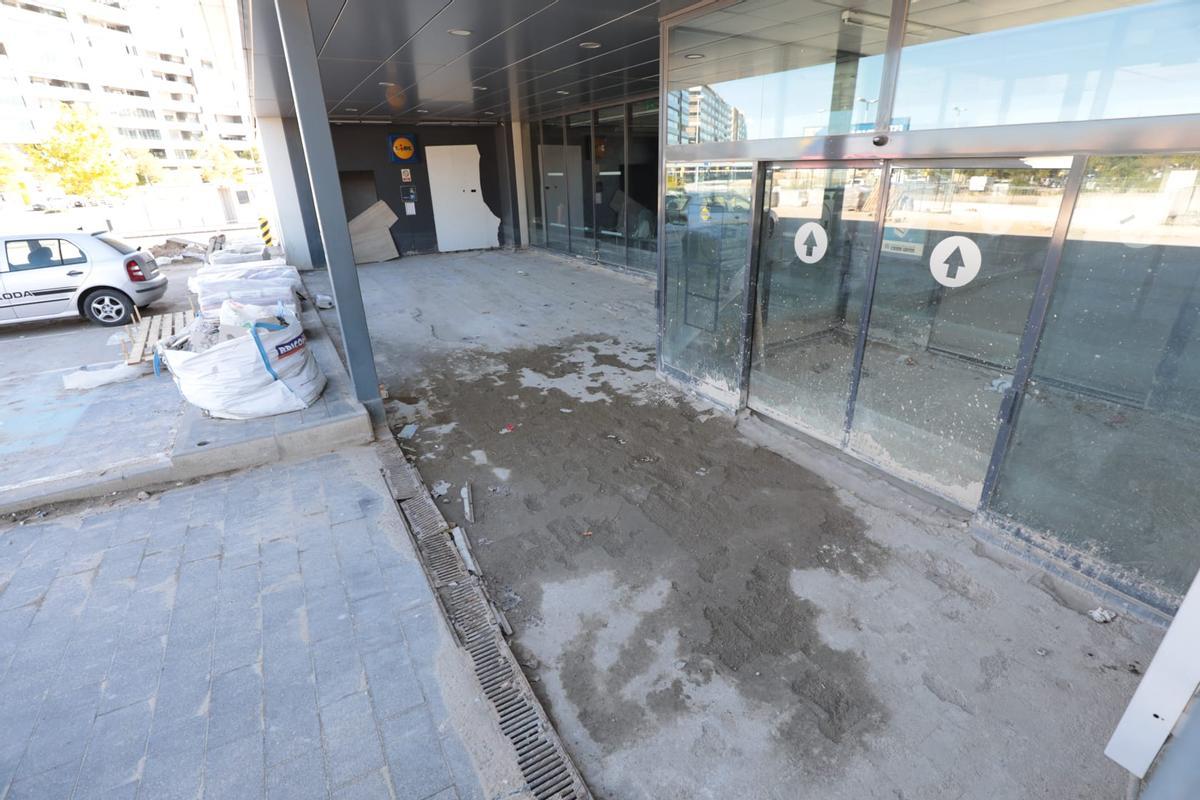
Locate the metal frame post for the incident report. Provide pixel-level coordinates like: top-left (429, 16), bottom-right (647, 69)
top-left (274, 0), bottom-right (383, 420)
top-left (842, 160), bottom-right (892, 443)
top-left (977, 155), bottom-right (1088, 506)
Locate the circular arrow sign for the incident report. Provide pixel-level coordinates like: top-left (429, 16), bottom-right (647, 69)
top-left (793, 221), bottom-right (829, 264)
top-left (929, 236), bottom-right (981, 287)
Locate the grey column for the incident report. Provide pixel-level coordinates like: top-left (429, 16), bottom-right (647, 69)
top-left (273, 0), bottom-right (382, 420)
top-left (258, 116), bottom-right (319, 269)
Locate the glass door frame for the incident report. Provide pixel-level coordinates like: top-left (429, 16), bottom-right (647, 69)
top-left (739, 154), bottom-right (1090, 511)
top-left (738, 158), bottom-right (891, 450)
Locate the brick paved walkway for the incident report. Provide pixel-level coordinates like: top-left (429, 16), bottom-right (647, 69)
top-left (0, 447), bottom-right (523, 800)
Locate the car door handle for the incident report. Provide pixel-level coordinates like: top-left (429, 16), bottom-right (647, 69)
top-left (67, 270), bottom-right (84, 276)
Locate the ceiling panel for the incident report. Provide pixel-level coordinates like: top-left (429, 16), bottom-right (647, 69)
top-left (307, 0), bottom-right (346, 50)
top-left (318, 0), bottom-right (450, 60)
top-left (249, 0), bottom-right (667, 122)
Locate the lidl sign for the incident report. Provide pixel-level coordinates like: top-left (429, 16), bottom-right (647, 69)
top-left (389, 133), bottom-right (419, 164)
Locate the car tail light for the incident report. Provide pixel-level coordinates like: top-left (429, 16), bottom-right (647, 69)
top-left (125, 258), bottom-right (147, 282)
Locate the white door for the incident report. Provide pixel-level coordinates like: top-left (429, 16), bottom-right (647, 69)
top-left (426, 144), bottom-right (501, 252)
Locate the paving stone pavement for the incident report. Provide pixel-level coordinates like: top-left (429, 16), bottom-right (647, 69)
top-left (0, 446), bottom-right (526, 800)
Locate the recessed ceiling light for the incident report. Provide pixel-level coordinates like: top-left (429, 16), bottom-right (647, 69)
top-left (416, 109), bottom-right (429, 113)
top-left (447, 28), bottom-right (472, 36)
top-left (472, 85), bottom-right (487, 91)
top-left (344, 107), bottom-right (358, 111)
top-left (555, 90), bottom-right (569, 95)
top-left (378, 81), bottom-right (395, 86)
top-left (483, 111), bottom-right (495, 115)
top-left (684, 53), bottom-right (705, 59)
top-left (579, 41), bottom-right (601, 49)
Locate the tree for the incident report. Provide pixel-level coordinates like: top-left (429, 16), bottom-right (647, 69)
top-left (199, 142), bottom-right (246, 185)
top-left (129, 149), bottom-right (164, 186)
top-left (0, 146), bottom-right (26, 191)
top-left (21, 104), bottom-right (134, 198)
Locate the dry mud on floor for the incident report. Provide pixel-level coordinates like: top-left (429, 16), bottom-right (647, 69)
top-left (387, 335), bottom-right (1157, 800)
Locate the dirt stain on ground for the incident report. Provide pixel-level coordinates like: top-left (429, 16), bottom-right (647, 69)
top-left (391, 336), bottom-right (890, 782)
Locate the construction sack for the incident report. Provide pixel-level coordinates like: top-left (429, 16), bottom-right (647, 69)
top-left (158, 315), bottom-right (326, 419)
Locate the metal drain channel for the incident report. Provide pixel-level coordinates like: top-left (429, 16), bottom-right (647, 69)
top-left (381, 450), bottom-right (590, 800)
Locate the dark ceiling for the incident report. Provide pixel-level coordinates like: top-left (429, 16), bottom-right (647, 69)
top-left (243, 0), bottom-right (663, 123)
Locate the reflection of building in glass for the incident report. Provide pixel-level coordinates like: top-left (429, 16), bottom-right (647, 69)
top-left (665, 86), bottom-right (747, 144)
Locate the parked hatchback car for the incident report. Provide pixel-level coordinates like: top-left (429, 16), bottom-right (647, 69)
top-left (0, 232), bottom-right (168, 327)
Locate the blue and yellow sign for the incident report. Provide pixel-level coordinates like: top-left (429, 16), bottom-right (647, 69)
top-left (388, 133), bottom-right (419, 164)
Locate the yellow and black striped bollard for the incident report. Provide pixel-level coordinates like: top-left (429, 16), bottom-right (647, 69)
top-left (258, 216), bottom-right (274, 246)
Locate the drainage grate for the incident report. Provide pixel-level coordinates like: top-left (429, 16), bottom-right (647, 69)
top-left (381, 450), bottom-right (590, 800)
top-left (379, 449), bottom-right (424, 500)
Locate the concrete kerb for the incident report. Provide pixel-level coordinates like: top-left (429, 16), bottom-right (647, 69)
top-left (0, 304), bottom-right (373, 517)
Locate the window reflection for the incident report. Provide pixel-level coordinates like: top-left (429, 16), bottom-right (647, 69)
top-left (893, 0), bottom-right (1200, 131)
top-left (665, 0), bottom-right (889, 142)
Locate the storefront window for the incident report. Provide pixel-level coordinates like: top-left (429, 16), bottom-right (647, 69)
top-left (541, 117), bottom-right (569, 251)
top-left (626, 99), bottom-right (658, 273)
top-left (892, 0), bottom-right (1200, 131)
top-left (594, 105), bottom-right (626, 265)
top-left (528, 121), bottom-right (545, 247)
top-left (990, 155), bottom-right (1200, 596)
top-left (566, 111), bottom-right (594, 256)
top-left (665, 0), bottom-right (889, 142)
top-left (662, 162), bottom-right (754, 400)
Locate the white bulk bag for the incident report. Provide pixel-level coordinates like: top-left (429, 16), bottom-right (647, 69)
top-left (158, 316), bottom-right (326, 419)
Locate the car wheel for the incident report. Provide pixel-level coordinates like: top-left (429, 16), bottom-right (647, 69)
top-left (82, 288), bottom-right (133, 326)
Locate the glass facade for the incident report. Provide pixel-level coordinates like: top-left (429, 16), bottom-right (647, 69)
top-left (527, 98), bottom-right (659, 274)
top-left (990, 155), bottom-right (1200, 596)
top-left (749, 164), bottom-right (879, 443)
top-left (662, 162), bottom-right (754, 400)
top-left (661, 0), bottom-right (1200, 610)
top-left (665, 0), bottom-right (889, 142)
top-left (893, 0), bottom-right (1200, 131)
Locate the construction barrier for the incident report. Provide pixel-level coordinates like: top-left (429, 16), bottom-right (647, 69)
top-left (258, 216), bottom-right (274, 246)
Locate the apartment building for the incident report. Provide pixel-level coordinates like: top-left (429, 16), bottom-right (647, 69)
top-left (0, 0), bottom-right (254, 177)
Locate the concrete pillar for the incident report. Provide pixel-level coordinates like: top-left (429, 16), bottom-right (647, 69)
top-left (273, 0), bottom-right (382, 419)
top-left (258, 115), bottom-right (322, 269)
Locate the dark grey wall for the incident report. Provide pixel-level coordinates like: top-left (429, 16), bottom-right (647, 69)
top-left (282, 117), bottom-right (326, 269)
top-left (329, 123), bottom-right (511, 255)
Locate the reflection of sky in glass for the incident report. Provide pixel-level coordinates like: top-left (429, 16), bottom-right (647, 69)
top-left (701, 56), bottom-right (885, 139)
top-left (894, 0), bottom-right (1200, 129)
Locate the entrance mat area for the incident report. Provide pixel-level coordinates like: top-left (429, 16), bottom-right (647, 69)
top-left (377, 445), bottom-right (591, 800)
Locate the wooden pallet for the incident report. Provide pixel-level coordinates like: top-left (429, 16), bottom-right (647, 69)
top-left (123, 310), bottom-right (195, 365)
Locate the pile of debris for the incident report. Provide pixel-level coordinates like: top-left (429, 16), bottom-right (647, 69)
top-left (154, 237), bottom-right (326, 420)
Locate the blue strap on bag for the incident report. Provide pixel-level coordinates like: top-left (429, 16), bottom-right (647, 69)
top-left (249, 321), bottom-right (287, 381)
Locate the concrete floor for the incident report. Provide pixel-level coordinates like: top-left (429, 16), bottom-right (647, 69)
top-left (316, 249), bottom-right (1159, 800)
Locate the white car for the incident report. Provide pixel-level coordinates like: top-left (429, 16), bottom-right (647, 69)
top-left (0, 231), bottom-right (168, 327)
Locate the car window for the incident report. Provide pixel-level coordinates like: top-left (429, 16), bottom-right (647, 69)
top-left (5, 239), bottom-right (64, 271)
top-left (59, 240), bottom-right (87, 266)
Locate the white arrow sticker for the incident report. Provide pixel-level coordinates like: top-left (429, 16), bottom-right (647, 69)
top-left (793, 221), bottom-right (829, 264)
top-left (929, 236), bottom-right (982, 288)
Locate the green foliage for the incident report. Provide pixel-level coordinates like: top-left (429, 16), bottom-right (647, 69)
top-left (0, 146), bottom-right (26, 190)
top-left (129, 149), bottom-right (164, 186)
top-left (199, 142), bottom-right (246, 185)
top-left (21, 104), bottom-right (134, 198)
